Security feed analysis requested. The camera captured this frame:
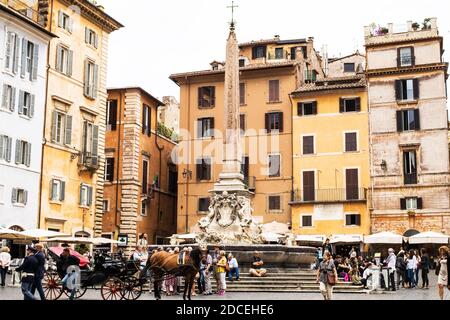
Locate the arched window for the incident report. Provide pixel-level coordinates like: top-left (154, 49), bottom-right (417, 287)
top-left (9, 225), bottom-right (24, 232)
top-left (74, 231), bottom-right (90, 238)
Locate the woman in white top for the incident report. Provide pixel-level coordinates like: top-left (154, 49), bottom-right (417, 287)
top-left (414, 250), bottom-right (421, 287)
top-left (0, 246), bottom-right (12, 287)
top-left (406, 249), bottom-right (417, 288)
top-left (437, 246), bottom-right (449, 300)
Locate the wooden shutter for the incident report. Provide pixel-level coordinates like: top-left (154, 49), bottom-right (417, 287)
top-left (345, 133), bottom-right (357, 152)
top-left (196, 160), bottom-right (202, 180)
top-left (92, 64), bottom-right (99, 99)
top-left (355, 215), bottom-right (361, 226)
top-left (32, 44), bottom-right (39, 80)
top-left (0, 136), bottom-right (3, 160)
top-left (269, 80), bottom-right (279, 102)
top-left (60, 181), bottom-right (66, 201)
top-left (395, 80), bottom-right (402, 100)
top-left (240, 114), bottom-right (246, 132)
top-left (396, 111), bottom-right (403, 132)
top-left (205, 159), bottom-right (211, 180)
top-left (413, 79), bottom-right (419, 100)
top-left (265, 113), bottom-right (270, 133)
top-left (278, 112), bottom-right (284, 132)
top-left (84, 60), bottom-right (89, 96)
top-left (303, 171), bottom-right (315, 202)
top-left (20, 38), bottom-right (27, 78)
top-left (397, 48), bottom-right (401, 68)
top-left (6, 137), bottom-right (12, 162)
top-left (56, 45), bottom-right (62, 72)
top-left (242, 156), bottom-right (249, 178)
top-left (49, 179), bottom-right (55, 200)
top-left (417, 197), bottom-right (423, 209)
top-left (1, 84), bottom-right (7, 109)
top-left (210, 86), bottom-right (215, 107)
top-left (26, 143), bottom-right (31, 167)
top-left (15, 140), bottom-right (21, 164)
top-left (29, 95), bottom-right (35, 118)
top-left (58, 11), bottom-right (63, 28)
top-left (297, 103), bottom-right (303, 116)
top-left (92, 125), bottom-right (99, 162)
top-left (239, 83), bottom-right (245, 105)
top-left (67, 50), bottom-right (73, 76)
top-left (11, 188), bottom-right (17, 204)
top-left (198, 87), bottom-right (203, 107)
top-left (414, 109), bottom-right (421, 131)
top-left (400, 198), bottom-right (407, 210)
top-left (87, 187), bottom-right (93, 206)
top-left (303, 136), bottom-right (314, 155)
top-left (10, 87), bottom-right (16, 112)
top-left (339, 98), bottom-right (345, 113)
top-left (94, 33), bottom-right (99, 49)
top-left (252, 47), bottom-right (257, 59)
top-left (109, 101), bottom-right (117, 130)
top-left (197, 119), bottom-right (202, 138)
top-left (79, 185), bottom-right (84, 205)
top-left (13, 35), bottom-right (19, 74)
top-left (148, 105), bottom-right (152, 137)
top-left (51, 111), bottom-right (57, 142)
top-left (65, 115), bottom-right (73, 145)
top-left (410, 47), bottom-right (415, 66)
top-left (312, 101), bottom-right (318, 115)
top-left (142, 106), bottom-right (147, 134)
top-left (18, 91), bottom-right (23, 115)
top-left (85, 27), bottom-right (90, 43)
top-left (355, 98), bottom-right (361, 112)
top-left (346, 169), bottom-right (359, 200)
top-left (5, 32), bottom-right (12, 69)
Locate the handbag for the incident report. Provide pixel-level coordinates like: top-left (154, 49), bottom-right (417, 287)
top-left (327, 273), bottom-right (336, 286)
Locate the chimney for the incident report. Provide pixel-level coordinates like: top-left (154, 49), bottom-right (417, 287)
top-left (274, 35), bottom-right (280, 41)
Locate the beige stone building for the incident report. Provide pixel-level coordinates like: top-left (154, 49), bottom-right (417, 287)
top-left (158, 96), bottom-right (179, 134)
top-left (327, 51), bottom-right (366, 77)
top-left (365, 18), bottom-right (450, 235)
top-left (170, 36), bottom-right (324, 233)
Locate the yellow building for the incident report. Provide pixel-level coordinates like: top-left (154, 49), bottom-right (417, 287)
top-left (37, 0), bottom-right (122, 236)
top-left (290, 74), bottom-right (370, 255)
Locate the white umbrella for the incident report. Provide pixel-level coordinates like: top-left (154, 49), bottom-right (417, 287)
top-left (296, 235), bottom-right (326, 244)
top-left (364, 232), bottom-right (404, 244)
top-left (91, 237), bottom-right (121, 245)
top-left (0, 227), bottom-right (31, 240)
top-left (42, 236), bottom-right (94, 244)
top-left (330, 234), bottom-right (363, 244)
top-left (175, 234), bottom-right (198, 240)
top-left (19, 229), bottom-right (70, 240)
top-left (408, 231), bottom-right (450, 244)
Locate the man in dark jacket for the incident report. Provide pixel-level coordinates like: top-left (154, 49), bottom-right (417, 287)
top-left (58, 248), bottom-right (80, 300)
top-left (323, 239), bottom-right (333, 255)
top-left (31, 244), bottom-right (46, 300)
top-left (16, 247), bottom-right (39, 300)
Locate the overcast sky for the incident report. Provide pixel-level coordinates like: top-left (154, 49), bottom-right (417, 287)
top-left (101, 0), bottom-right (450, 101)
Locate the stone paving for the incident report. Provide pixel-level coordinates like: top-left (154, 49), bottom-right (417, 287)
top-left (0, 273), bottom-right (448, 300)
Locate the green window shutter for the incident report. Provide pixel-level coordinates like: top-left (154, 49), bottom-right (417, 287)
top-left (65, 115), bottom-right (73, 145)
top-left (60, 181), bottom-right (66, 201)
top-left (20, 38), bottom-right (27, 78)
top-left (18, 90), bottom-right (24, 115)
top-left (32, 44), bottom-right (39, 80)
top-left (67, 50), bottom-right (73, 77)
top-left (29, 95), bottom-right (35, 118)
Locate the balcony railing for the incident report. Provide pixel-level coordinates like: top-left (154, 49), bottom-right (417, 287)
top-left (244, 176), bottom-right (256, 192)
top-left (1, 0), bottom-right (43, 25)
top-left (291, 188), bottom-right (367, 204)
top-left (268, 51), bottom-right (288, 60)
top-left (79, 152), bottom-right (99, 171)
top-left (404, 173), bottom-right (418, 185)
top-left (399, 55), bottom-right (413, 67)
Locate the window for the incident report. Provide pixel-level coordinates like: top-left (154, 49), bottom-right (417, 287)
top-left (268, 154), bottom-right (281, 178)
top-left (84, 60), bottom-right (99, 99)
top-left (22, 39), bottom-right (38, 81)
top-left (345, 169), bottom-right (359, 200)
top-left (11, 188), bottom-right (27, 205)
top-left (51, 111), bottom-right (72, 145)
top-left (198, 86), bottom-right (215, 108)
top-left (1, 84), bottom-right (16, 112)
top-left (401, 197), bottom-right (423, 210)
top-left (240, 114), bottom-right (246, 133)
top-left (397, 109), bottom-right (420, 132)
top-left (339, 98), bottom-right (361, 113)
top-left (197, 118), bottom-right (215, 138)
top-left (241, 156), bottom-right (249, 178)
top-left (345, 132), bottom-right (358, 152)
top-left (268, 80), bottom-right (280, 102)
top-left (0, 184), bottom-right (4, 204)
top-left (297, 102), bottom-right (317, 116)
top-left (50, 179), bottom-right (65, 202)
top-left (0, 135), bottom-right (12, 162)
top-left (85, 27), bottom-right (99, 48)
top-left (303, 171), bottom-right (315, 202)
top-left (396, 79), bottom-right (419, 101)
top-left (168, 164), bottom-right (178, 194)
top-left (79, 184), bottom-right (93, 207)
top-left (15, 140), bottom-right (31, 167)
top-left (252, 45), bottom-right (266, 59)
top-left (141, 201), bottom-right (147, 216)
top-left (81, 121), bottom-right (99, 166)
top-left (142, 104), bottom-right (151, 136)
top-left (239, 82), bottom-right (246, 105)
top-left (4, 31), bottom-right (20, 74)
top-left (58, 11), bottom-right (73, 33)
top-left (105, 158), bottom-right (115, 182)
top-left (106, 100), bottom-right (118, 131)
top-left (301, 216), bottom-right (313, 227)
top-left (268, 195), bottom-right (281, 211)
top-left (403, 151), bottom-right (417, 185)
top-left (302, 136), bottom-right (315, 155)
top-left (102, 200), bottom-right (109, 212)
top-left (344, 63), bottom-right (355, 73)
top-left (345, 214), bottom-right (361, 226)
top-left (198, 198), bottom-right (211, 213)
top-left (290, 47), bottom-right (298, 60)
top-left (398, 47), bottom-right (414, 67)
top-left (196, 158), bottom-right (211, 181)
top-left (275, 47), bottom-right (284, 59)
top-left (56, 44), bottom-right (73, 76)
top-left (142, 160), bottom-right (148, 194)
top-left (265, 112), bottom-right (283, 133)
top-left (18, 91), bottom-right (34, 118)
top-left (239, 59), bottom-right (245, 67)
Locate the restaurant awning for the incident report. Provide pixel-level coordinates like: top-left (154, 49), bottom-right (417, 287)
top-left (296, 235), bottom-right (326, 244)
top-left (408, 231), bottom-right (450, 244)
top-left (364, 232), bottom-right (404, 244)
top-left (330, 234), bottom-right (363, 244)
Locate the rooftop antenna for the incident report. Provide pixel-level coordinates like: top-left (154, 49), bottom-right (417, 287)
top-left (227, 1), bottom-right (239, 31)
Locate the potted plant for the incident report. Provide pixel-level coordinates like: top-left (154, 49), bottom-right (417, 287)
top-left (422, 18), bottom-right (431, 30)
top-left (380, 27), bottom-right (389, 35)
top-left (412, 22), bottom-right (420, 31)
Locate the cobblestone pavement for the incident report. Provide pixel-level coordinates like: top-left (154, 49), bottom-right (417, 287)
top-left (1, 274), bottom-right (448, 301)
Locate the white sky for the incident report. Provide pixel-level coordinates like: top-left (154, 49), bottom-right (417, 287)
top-left (101, 0), bottom-right (450, 101)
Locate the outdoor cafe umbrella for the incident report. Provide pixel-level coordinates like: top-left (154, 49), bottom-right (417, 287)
top-left (364, 232), bottom-right (404, 244)
top-left (43, 237), bottom-right (121, 245)
top-left (296, 235), bottom-right (326, 245)
top-left (408, 231), bottom-right (450, 244)
top-left (19, 229), bottom-right (69, 240)
top-left (0, 227), bottom-right (32, 240)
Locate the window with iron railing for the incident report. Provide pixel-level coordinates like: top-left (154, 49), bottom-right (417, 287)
top-left (292, 188), bottom-right (367, 203)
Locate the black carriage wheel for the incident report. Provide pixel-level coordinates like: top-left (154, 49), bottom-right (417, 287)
top-left (101, 277), bottom-right (124, 301)
top-left (121, 276), bottom-right (143, 301)
top-left (63, 285), bottom-right (88, 300)
top-left (42, 272), bottom-right (64, 301)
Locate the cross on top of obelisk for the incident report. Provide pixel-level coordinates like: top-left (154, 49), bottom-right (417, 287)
top-left (227, 1), bottom-right (238, 31)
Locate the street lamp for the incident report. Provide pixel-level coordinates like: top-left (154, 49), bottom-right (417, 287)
top-left (182, 168), bottom-right (192, 179)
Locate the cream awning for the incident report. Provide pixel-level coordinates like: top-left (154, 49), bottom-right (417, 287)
top-left (296, 235), bottom-right (326, 244)
top-left (364, 232), bottom-right (404, 244)
top-left (408, 231), bottom-right (450, 244)
top-left (330, 234), bottom-right (363, 244)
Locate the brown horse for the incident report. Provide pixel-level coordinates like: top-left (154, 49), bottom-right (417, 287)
top-left (147, 248), bottom-right (201, 300)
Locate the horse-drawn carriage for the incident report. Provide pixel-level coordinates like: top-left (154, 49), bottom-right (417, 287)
top-left (42, 247), bottom-right (148, 300)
